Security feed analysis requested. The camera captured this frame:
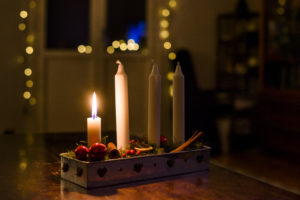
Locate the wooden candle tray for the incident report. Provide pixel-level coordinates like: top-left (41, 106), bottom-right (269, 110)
top-left (60, 146), bottom-right (210, 188)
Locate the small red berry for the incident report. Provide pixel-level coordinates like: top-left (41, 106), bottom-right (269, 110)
top-left (136, 150), bottom-right (141, 156)
top-left (122, 153), bottom-right (126, 158)
top-left (75, 145), bottom-right (89, 161)
top-left (130, 139), bottom-right (135, 144)
top-left (130, 149), bottom-right (135, 155)
top-left (126, 150), bottom-right (130, 155)
top-left (160, 135), bottom-right (167, 145)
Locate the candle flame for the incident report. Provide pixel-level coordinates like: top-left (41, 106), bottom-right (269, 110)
top-left (92, 92), bottom-right (97, 119)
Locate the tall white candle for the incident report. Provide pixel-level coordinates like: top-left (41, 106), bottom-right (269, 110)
top-left (147, 63), bottom-right (161, 146)
top-left (115, 60), bottom-right (130, 150)
top-left (173, 62), bottom-right (185, 144)
top-left (87, 92), bottom-right (101, 146)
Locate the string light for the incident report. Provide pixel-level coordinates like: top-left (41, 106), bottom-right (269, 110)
top-left (160, 30), bottom-right (170, 39)
top-left (120, 43), bottom-right (127, 51)
top-left (25, 46), bottom-right (34, 54)
top-left (25, 80), bottom-right (34, 88)
top-left (85, 45), bottom-right (92, 54)
top-left (167, 72), bottom-right (174, 81)
top-left (20, 10), bottom-right (28, 19)
top-left (168, 52), bottom-right (176, 60)
top-left (23, 91), bottom-right (31, 99)
top-left (169, 0), bottom-right (177, 8)
top-left (163, 41), bottom-right (172, 49)
top-left (162, 9), bottom-right (170, 17)
top-left (112, 40), bottom-right (120, 48)
top-left (18, 23), bottom-right (26, 31)
top-left (106, 46), bottom-right (115, 54)
top-left (160, 20), bottom-right (169, 28)
top-left (26, 34), bottom-right (35, 44)
top-left (24, 68), bottom-right (32, 76)
top-left (133, 43), bottom-right (139, 51)
top-left (29, 97), bottom-right (37, 105)
top-left (77, 45), bottom-right (86, 53)
top-left (19, 2), bottom-right (37, 107)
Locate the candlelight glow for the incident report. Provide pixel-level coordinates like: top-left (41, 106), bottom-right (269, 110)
top-left (92, 92), bottom-right (97, 119)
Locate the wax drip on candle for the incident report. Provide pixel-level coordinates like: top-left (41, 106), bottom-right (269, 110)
top-left (92, 92), bottom-right (97, 119)
top-left (116, 60), bottom-right (126, 74)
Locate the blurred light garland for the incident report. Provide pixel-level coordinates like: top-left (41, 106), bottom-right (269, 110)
top-left (160, 0), bottom-right (177, 97)
top-left (18, 0), bottom-right (37, 106)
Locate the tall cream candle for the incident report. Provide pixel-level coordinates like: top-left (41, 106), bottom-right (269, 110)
top-left (115, 60), bottom-right (130, 150)
top-left (147, 63), bottom-right (161, 146)
top-left (173, 62), bottom-right (185, 144)
top-left (87, 92), bottom-right (101, 146)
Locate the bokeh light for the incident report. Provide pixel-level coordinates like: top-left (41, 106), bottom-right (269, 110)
top-left (77, 45), bottom-right (86, 53)
top-left (29, 97), bottom-right (37, 105)
top-left (26, 34), bottom-right (35, 43)
top-left (160, 30), bottom-right (170, 39)
top-left (25, 46), bottom-right (34, 54)
top-left (160, 20), bottom-right (169, 28)
top-left (112, 40), bottom-right (120, 48)
top-left (120, 43), bottom-right (127, 51)
top-left (18, 23), bottom-right (26, 31)
top-left (20, 10), bottom-right (28, 19)
top-left (162, 9), bottom-right (170, 17)
top-left (24, 68), bottom-right (32, 76)
top-left (106, 46), bottom-right (115, 54)
top-left (134, 43), bottom-right (139, 51)
top-left (26, 80), bottom-right (34, 88)
top-left (167, 72), bottom-right (174, 81)
top-left (168, 52), bottom-right (176, 60)
top-left (169, 0), bottom-right (177, 8)
top-left (163, 41), bottom-right (172, 49)
top-left (85, 45), bottom-right (92, 54)
top-left (23, 91), bottom-right (31, 99)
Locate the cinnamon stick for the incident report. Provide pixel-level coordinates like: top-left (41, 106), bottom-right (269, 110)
top-left (171, 131), bottom-right (204, 153)
top-left (107, 142), bottom-right (121, 159)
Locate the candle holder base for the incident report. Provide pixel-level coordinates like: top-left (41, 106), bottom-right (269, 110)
top-left (60, 146), bottom-right (210, 188)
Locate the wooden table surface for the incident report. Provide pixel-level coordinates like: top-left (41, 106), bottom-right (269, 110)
top-left (0, 133), bottom-right (299, 200)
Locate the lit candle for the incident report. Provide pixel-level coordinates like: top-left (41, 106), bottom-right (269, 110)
top-left (115, 60), bottom-right (130, 150)
top-left (87, 92), bottom-right (101, 146)
top-left (148, 63), bottom-right (161, 146)
top-left (173, 62), bottom-right (185, 144)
